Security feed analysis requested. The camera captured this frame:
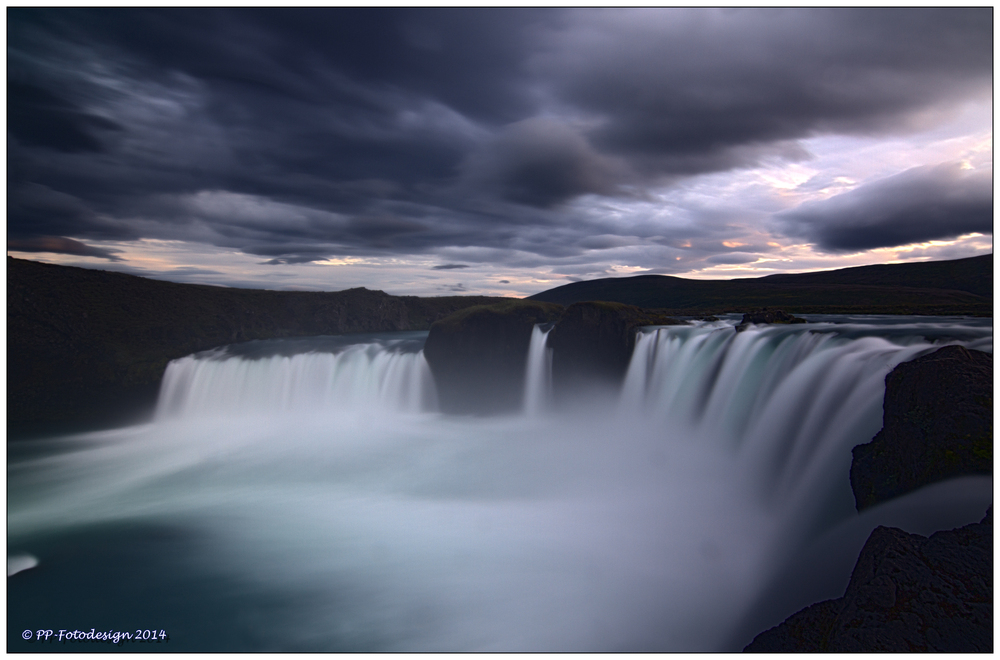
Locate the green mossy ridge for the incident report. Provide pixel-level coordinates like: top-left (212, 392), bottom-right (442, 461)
top-left (972, 434), bottom-right (992, 461)
top-left (428, 299), bottom-right (564, 332)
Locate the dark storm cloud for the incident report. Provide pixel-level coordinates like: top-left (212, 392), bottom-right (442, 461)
top-left (261, 256), bottom-right (327, 266)
top-left (7, 236), bottom-right (124, 261)
top-left (6, 8), bottom-right (992, 266)
top-left (705, 253), bottom-right (760, 265)
top-left (346, 215), bottom-right (428, 241)
top-left (432, 264), bottom-right (469, 270)
top-left (779, 163), bottom-right (992, 252)
top-left (535, 9), bottom-right (991, 177)
top-left (460, 117), bottom-right (623, 207)
top-left (7, 182), bottom-right (139, 243)
top-left (248, 244), bottom-right (339, 266)
top-left (8, 82), bottom-right (123, 153)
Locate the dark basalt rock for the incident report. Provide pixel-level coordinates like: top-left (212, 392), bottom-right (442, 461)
top-left (851, 345), bottom-right (992, 511)
top-left (423, 299), bottom-right (682, 413)
top-left (422, 300), bottom-right (564, 414)
top-left (744, 509), bottom-right (992, 652)
top-left (734, 308), bottom-right (807, 332)
top-left (547, 301), bottom-right (682, 400)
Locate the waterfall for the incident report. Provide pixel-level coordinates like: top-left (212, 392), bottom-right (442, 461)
top-left (155, 318), bottom-right (991, 432)
top-left (156, 338), bottom-right (438, 420)
top-left (621, 320), bottom-right (990, 505)
top-left (9, 318), bottom-right (992, 652)
top-left (523, 324), bottom-right (553, 415)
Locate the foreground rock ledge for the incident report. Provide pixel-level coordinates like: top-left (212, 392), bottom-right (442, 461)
top-left (744, 509), bottom-right (992, 652)
top-left (851, 345), bottom-right (993, 511)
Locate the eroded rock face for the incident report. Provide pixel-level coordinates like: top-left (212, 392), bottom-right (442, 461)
top-left (423, 299), bottom-right (682, 413)
top-left (734, 308), bottom-right (807, 332)
top-left (547, 301), bottom-right (682, 402)
top-left (851, 345), bottom-right (992, 511)
top-left (744, 509), bottom-right (992, 652)
top-left (422, 300), bottom-right (563, 414)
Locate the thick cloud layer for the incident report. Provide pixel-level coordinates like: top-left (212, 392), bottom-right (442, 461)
top-left (780, 163), bottom-right (993, 252)
top-left (537, 10), bottom-right (990, 168)
top-left (6, 8), bottom-right (992, 285)
top-left (7, 236), bottom-right (123, 261)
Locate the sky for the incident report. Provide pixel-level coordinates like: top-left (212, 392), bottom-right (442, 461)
top-left (6, 8), bottom-right (993, 297)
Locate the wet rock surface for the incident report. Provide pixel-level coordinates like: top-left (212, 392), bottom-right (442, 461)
top-left (547, 301), bottom-right (683, 402)
top-left (734, 308), bottom-right (807, 331)
top-left (423, 299), bottom-right (681, 413)
top-left (851, 345), bottom-right (993, 511)
top-left (423, 300), bottom-right (564, 414)
top-left (744, 509), bottom-right (992, 652)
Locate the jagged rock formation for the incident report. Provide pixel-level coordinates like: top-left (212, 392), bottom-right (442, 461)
top-left (851, 346), bottom-right (993, 511)
top-left (734, 308), bottom-right (807, 332)
top-left (744, 509), bottom-right (993, 652)
top-left (547, 301), bottom-right (683, 400)
top-left (423, 300), bottom-right (564, 414)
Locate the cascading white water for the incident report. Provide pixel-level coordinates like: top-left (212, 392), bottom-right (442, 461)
top-left (156, 339), bottom-right (438, 420)
top-left (620, 321), bottom-right (991, 502)
top-left (522, 324), bottom-right (553, 415)
top-left (616, 319), bottom-right (992, 578)
top-left (7, 317), bottom-right (992, 652)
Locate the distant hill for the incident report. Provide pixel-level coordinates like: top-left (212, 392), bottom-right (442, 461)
top-left (7, 257), bottom-right (507, 436)
top-left (758, 254), bottom-right (991, 298)
top-left (528, 254), bottom-right (992, 316)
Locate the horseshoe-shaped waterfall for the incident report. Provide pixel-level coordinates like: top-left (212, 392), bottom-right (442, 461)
top-left (8, 316), bottom-right (992, 651)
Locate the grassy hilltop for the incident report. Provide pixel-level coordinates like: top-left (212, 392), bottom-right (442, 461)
top-left (529, 254), bottom-right (992, 316)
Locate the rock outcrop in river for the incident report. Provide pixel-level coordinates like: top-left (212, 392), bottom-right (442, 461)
top-left (734, 308), bottom-right (806, 332)
top-left (422, 300), bottom-right (564, 414)
top-left (423, 299), bottom-right (682, 413)
top-left (851, 345), bottom-right (993, 511)
top-left (548, 301), bottom-right (683, 401)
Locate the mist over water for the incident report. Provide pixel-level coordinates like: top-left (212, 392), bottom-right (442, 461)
top-left (7, 317), bottom-right (992, 651)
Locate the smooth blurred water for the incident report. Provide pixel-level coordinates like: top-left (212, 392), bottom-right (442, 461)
top-left (7, 317), bottom-right (992, 651)
top-left (523, 324), bottom-right (554, 416)
top-left (156, 335), bottom-right (437, 419)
